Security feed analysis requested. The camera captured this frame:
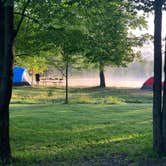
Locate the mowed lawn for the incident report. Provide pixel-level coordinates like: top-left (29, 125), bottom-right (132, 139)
top-left (10, 86), bottom-right (158, 166)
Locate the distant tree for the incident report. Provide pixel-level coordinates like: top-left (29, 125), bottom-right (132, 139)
top-left (34, 2), bottom-right (85, 103)
top-left (81, 0), bottom-right (147, 88)
top-left (14, 0), bottom-right (85, 103)
top-left (51, 29), bottom-right (85, 104)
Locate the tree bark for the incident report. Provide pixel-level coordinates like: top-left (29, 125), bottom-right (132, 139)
top-left (162, 37), bottom-right (166, 152)
top-left (0, 1), bottom-right (14, 163)
top-left (153, 0), bottom-right (163, 153)
top-left (99, 61), bottom-right (106, 88)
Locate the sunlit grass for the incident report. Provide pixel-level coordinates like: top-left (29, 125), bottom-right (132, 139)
top-left (10, 86), bottom-right (155, 165)
top-left (11, 86), bottom-right (152, 105)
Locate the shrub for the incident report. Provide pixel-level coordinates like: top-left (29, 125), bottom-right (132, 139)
top-left (103, 96), bottom-right (125, 104)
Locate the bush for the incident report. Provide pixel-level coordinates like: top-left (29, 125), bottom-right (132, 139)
top-left (103, 96), bottom-right (125, 104)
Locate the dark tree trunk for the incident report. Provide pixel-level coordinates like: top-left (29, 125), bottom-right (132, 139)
top-left (0, 1), bottom-right (14, 163)
top-left (65, 54), bottom-right (69, 104)
top-left (99, 62), bottom-right (106, 88)
top-left (162, 38), bottom-right (166, 152)
top-left (153, 0), bottom-right (163, 153)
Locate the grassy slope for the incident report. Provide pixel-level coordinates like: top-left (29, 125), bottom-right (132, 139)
top-left (10, 87), bottom-right (155, 166)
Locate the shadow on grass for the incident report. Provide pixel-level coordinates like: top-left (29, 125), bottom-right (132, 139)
top-left (11, 98), bottom-right (66, 106)
top-left (12, 86), bottom-right (153, 105)
top-left (69, 87), bottom-right (153, 104)
top-left (11, 101), bottom-right (38, 105)
top-left (11, 133), bottom-right (157, 166)
top-left (9, 102), bottom-right (158, 165)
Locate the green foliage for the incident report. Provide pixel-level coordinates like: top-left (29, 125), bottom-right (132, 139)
top-left (77, 95), bottom-right (95, 104)
top-left (13, 0), bottom-right (151, 92)
top-left (14, 0), bottom-right (87, 76)
top-left (14, 0), bottom-right (149, 76)
top-left (80, 0), bottom-right (148, 68)
top-left (47, 89), bottom-right (53, 97)
top-left (129, 0), bottom-right (166, 12)
top-left (15, 56), bottom-right (47, 74)
top-left (103, 96), bottom-right (125, 104)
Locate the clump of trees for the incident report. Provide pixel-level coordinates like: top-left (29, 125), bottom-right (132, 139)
top-left (15, 0), bottom-right (148, 88)
top-left (14, 0), bottom-right (148, 106)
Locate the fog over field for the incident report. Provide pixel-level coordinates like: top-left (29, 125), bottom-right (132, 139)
top-left (48, 14), bottom-right (166, 88)
top-left (69, 61), bottom-right (154, 88)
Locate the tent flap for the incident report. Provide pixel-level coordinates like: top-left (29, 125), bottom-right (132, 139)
top-left (13, 67), bottom-right (31, 86)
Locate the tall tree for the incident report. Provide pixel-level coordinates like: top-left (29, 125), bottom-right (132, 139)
top-left (52, 29), bottom-right (85, 104)
top-left (162, 36), bottom-right (166, 152)
top-left (0, 0), bottom-right (14, 163)
top-left (0, 0), bottom-right (30, 162)
top-left (14, 0), bottom-right (85, 103)
top-left (161, 0), bottom-right (166, 152)
top-left (32, 1), bottom-right (85, 103)
top-left (133, 0), bottom-right (166, 153)
top-left (153, 0), bottom-right (163, 152)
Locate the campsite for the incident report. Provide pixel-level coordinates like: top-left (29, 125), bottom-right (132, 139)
top-left (1, 1), bottom-right (166, 166)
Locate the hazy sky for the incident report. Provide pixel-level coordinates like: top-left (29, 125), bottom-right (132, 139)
top-left (140, 13), bottom-right (166, 60)
top-left (147, 12), bottom-right (166, 35)
top-left (141, 14), bottom-right (154, 60)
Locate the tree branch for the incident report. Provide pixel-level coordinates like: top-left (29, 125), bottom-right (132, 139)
top-left (15, 53), bottom-right (29, 56)
top-left (14, 0), bottom-right (30, 39)
top-left (14, 12), bottom-right (39, 23)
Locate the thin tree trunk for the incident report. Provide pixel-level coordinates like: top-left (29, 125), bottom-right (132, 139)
top-left (0, 1), bottom-right (14, 163)
top-left (65, 54), bottom-right (69, 104)
top-left (32, 69), bottom-right (34, 86)
top-left (153, 0), bottom-right (163, 153)
top-left (99, 61), bottom-right (106, 88)
top-left (162, 37), bottom-right (166, 152)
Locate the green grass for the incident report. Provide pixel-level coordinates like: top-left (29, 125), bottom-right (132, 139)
top-left (10, 86), bottom-right (157, 166)
top-left (12, 86), bottom-right (153, 104)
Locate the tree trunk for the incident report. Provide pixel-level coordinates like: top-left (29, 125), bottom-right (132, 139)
top-left (32, 69), bottom-right (34, 86)
top-left (162, 37), bottom-right (166, 152)
top-left (153, 0), bottom-right (163, 153)
top-left (65, 54), bottom-right (69, 104)
top-left (99, 62), bottom-right (106, 88)
top-left (0, 1), bottom-right (14, 163)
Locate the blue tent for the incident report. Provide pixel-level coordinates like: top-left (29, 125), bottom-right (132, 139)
top-left (13, 67), bottom-right (31, 86)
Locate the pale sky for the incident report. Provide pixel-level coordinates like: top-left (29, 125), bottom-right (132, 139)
top-left (140, 12), bottom-right (166, 60)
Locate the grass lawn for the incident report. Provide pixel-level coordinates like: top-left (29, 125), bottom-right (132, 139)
top-left (10, 86), bottom-right (162, 166)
